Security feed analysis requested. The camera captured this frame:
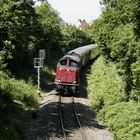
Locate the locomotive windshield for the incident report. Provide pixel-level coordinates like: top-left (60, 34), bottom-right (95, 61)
top-left (60, 59), bottom-right (67, 66)
top-left (69, 60), bottom-right (78, 67)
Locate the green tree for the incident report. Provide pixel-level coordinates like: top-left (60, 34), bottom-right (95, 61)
top-left (0, 0), bottom-right (41, 76)
top-left (35, 1), bottom-right (63, 67)
top-left (60, 24), bottom-right (92, 53)
top-left (91, 0), bottom-right (140, 99)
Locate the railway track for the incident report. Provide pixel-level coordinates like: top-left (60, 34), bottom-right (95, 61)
top-left (58, 94), bottom-right (87, 140)
top-left (58, 95), bottom-right (67, 140)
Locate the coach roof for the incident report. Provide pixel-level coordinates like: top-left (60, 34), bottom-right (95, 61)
top-left (59, 44), bottom-right (97, 63)
top-left (68, 44), bottom-right (96, 56)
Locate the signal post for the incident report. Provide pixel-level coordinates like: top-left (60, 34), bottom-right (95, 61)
top-left (34, 50), bottom-right (45, 96)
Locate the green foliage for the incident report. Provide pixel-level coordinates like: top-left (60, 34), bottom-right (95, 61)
top-left (87, 56), bottom-right (126, 110)
top-left (87, 56), bottom-right (140, 140)
top-left (60, 24), bottom-right (92, 53)
top-left (0, 72), bottom-right (38, 106)
top-left (35, 1), bottom-right (62, 56)
top-left (9, 79), bottom-right (38, 105)
top-left (99, 102), bottom-right (140, 140)
top-left (109, 24), bottom-right (135, 60)
top-left (131, 57), bottom-right (140, 101)
top-left (90, 0), bottom-right (140, 100)
top-left (0, 71), bottom-right (38, 140)
top-left (0, 114), bottom-right (23, 140)
top-left (87, 1), bottom-right (140, 139)
top-left (0, 0), bottom-right (41, 75)
top-left (0, 101), bottom-right (25, 140)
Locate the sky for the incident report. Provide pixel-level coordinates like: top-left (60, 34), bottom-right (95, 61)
top-left (36, 0), bottom-right (102, 26)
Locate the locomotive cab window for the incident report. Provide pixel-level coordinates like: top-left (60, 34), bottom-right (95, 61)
top-left (60, 60), bottom-right (67, 66)
top-left (69, 60), bottom-right (78, 67)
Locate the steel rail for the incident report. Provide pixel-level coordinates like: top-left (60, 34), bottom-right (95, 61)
top-left (58, 94), bottom-right (87, 140)
top-left (58, 95), bottom-right (67, 140)
top-left (72, 96), bottom-right (87, 140)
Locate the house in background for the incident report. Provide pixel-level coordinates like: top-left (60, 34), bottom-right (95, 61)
top-left (78, 19), bottom-right (89, 30)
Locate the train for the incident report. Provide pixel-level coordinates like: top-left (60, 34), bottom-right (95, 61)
top-left (54, 44), bottom-right (98, 94)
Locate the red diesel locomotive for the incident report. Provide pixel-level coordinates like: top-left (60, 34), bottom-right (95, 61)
top-left (54, 44), bottom-right (98, 94)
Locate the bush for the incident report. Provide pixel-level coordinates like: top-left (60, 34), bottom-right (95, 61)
top-left (87, 56), bottom-right (126, 110)
top-left (99, 101), bottom-right (140, 140)
top-left (131, 57), bottom-right (140, 101)
top-left (0, 71), bottom-right (38, 140)
top-left (87, 56), bottom-right (140, 140)
top-left (8, 79), bottom-right (38, 106)
top-left (0, 106), bottom-right (24, 140)
top-left (0, 71), bottom-right (38, 106)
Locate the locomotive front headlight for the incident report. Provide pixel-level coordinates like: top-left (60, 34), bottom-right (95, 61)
top-left (73, 80), bottom-right (76, 84)
top-left (56, 79), bottom-right (61, 82)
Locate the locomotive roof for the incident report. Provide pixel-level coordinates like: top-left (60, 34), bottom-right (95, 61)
top-left (59, 44), bottom-right (97, 63)
top-left (60, 53), bottom-right (81, 63)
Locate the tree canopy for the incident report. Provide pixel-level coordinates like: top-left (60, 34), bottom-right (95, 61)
top-left (87, 0), bottom-right (140, 100)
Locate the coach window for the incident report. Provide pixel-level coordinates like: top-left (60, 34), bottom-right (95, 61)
top-left (69, 60), bottom-right (78, 67)
top-left (60, 60), bottom-right (67, 66)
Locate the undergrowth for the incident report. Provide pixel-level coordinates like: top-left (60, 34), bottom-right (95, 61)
top-left (99, 102), bottom-right (140, 140)
top-left (87, 56), bottom-right (126, 110)
top-left (87, 56), bottom-right (140, 140)
top-left (0, 71), bottom-right (38, 140)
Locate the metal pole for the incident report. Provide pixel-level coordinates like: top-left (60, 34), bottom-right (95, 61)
top-left (37, 68), bottom-right (40, 89)
top-left (37, 67), bottom-right (41, 96)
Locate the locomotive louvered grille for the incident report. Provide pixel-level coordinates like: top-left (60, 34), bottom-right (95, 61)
top-left (60, 77), bottom-right (73, 83)
top-left (58, 66), bottom-right (77, 84)
top-left (60, 77), bottom-right (67, 82)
